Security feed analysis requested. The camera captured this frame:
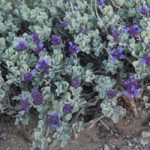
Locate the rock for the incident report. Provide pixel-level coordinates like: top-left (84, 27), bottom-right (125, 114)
top-left (128, 141), bottom-right (133, 147)
top-left (147, 86), bottom-right (150, 90)
top-left (143, 96), bottom-right (149, 102)
top-left (140, 138), bottom-right (149, 146)
top-left (111, 137), bottom-right (120, 146)
top-left (145, 103), bottom-right (150, 109)
top-left (142, 131), bottom-right (150, 138)
top-left (104, 144), bottom-right (110, 150)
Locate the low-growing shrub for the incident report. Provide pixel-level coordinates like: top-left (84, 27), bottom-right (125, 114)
top-left (0, 0), bottom-right (150, 149)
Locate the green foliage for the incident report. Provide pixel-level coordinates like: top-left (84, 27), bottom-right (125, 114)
top-left (95, 75), bottom-right (116, 99)
top-left (101, 99), bottom-right (126, 123)
top-left (0, 0), bottom-right (150, 149)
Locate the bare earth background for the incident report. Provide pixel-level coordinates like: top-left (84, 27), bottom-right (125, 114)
top-left (0, 88), bottom-right (150, 150)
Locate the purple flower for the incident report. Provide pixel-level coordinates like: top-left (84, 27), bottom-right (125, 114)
top-left (48, 112), bottom-right (62, 128)
top-left (108, 47), bottom-right (125, 62)
top-left (32, 33), bottom-right (44, 54)
top-left (36, 57), bottom-right (51, 73)
top-left (16, 39), bottom-right (28, 52)
top-left (71, 79), bottom-right (81, 88)
top-left (107, 90), bottom-right (117, 99)
top-left (68, 42), bottom-right (80, 53)
top-left (141, 54), bottom-right (150, 66)
top-left (34, 147), bottom-right (41, 150)
top-left (137, 7), bottom-right (150, 17)
top-left (63, 104), bottom-right (73, 113)
top-left (123, 77), bottom-right (140, 98)
top-left (110, 28), bottom-right (121, 42)
top-left (51, 35), bottom-right (61, 45)
top-left (24, 70), bottom-right (35, 81)
top-left (61, 20), bottom-right (68, 29)
top-left (125, 24), bottom-right (141, 37)
top-left (32, 33), bottom-right (41, 44)
top-left (31, 89), bottom-right (43, 105)
top-left (98, 0), bottom-right (105, 6)
top-left (19, 96), bottom-right (30, 113)
top-left (34, 42), bottom-right (44, 54)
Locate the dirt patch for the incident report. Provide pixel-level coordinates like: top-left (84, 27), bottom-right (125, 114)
top-left (0, 106), bottom-right (150, 150)
top-left (59, 109), bottom-right (150, 150)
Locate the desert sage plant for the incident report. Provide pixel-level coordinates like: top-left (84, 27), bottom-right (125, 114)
top-left (0, 0), bottom-right (150, 149)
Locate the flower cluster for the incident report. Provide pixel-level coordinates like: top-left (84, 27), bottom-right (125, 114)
top-left (23, 69), bottom-right (35, 82)
top-left (19, 96), bottom-right (30, 112)
top-left (35, 57), bottom-right (51, 73)
top-left (108, 47), bottom-right (125, 62)
top-left (32, 33), bottom-right (44, 54)
top-left (138, 7), bottom-right (150, 17)
top-left (141, 54), bottom-right (150, 66)
top-left (110, 28), bottom-right (121, 42)
top-left (51, 35), bottom-right (61, 45)
top-left (48, 112), bottom-right (62, 128)
top-left (63, 104), bottom-right (73, 113)
top-left (125, 24), bottom-right (141, 38)
top-left (48, 104), bottom-right (73, 128)
top-left (123, 77), bottom-right (140, 98)
top-left (34, 147), bottom-right (41, 150)
top-left (61, 20), bottom-right (68, 29)
top-left (71, 79), bottom-right (81, 88)
top-left (68, 42), bottom-right (81, 53)
top-left (31, 89), bottom-right (44, 105)
top-left (16, 39), bottom-right (28, 52)
top-left (98, 0), bottom-right (106, 6)
top-left (107, 90), bottom-right (117, 99)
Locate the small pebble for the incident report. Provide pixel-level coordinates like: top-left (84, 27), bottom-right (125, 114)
top-left (145, 103), bottom-right (150, 109)
top-left (140, 138), bottom-right (149, 146)
top-left (147, 86), bottom-right (150, 90)
top-left (128, 141), bottom-right (133, 147)
top-left (104, 144), bottom-right (110, 150)
top-left (142, 131), bottom-right (150, 138)
top-left (143, 96), bottom-right (149, 102)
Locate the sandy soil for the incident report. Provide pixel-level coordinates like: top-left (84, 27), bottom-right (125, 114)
top-left (1, 105), bottom-right (150, 150)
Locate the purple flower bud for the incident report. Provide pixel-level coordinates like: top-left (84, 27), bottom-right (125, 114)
top-left (32, 33), bottom-right (44, 54)
top-left (98, 0), bottom-right (106, 6)
top-left (31, 89), bottom-right (43, 105)
top-left (141, 54), bottom-right (150, 66)
top-left (19, 96), bottom-right (30, 113)
top-left (107, 90), bottom-right (117, 99)
top-left (24, 70), bottom-right (35, 81)
top-left (137, 7), bottom-right (150, 17)
top-left (61, 20), bottom-right (68, 29)
top-left (34, 42), bottom-right (44, 54)
top-left (32, 33), bottom-right (41, 44)
top-left (34, 147), bottom-right (41, 150)
top-left (48, 112), bottom-right (62, 128)
top-left (68, 42), bottom-right (80, 53)
top-left (16, 39), bottom-right (28, 52)
top-left (63, 104), bottom-right (73, 113)
top-left (125, 24), bottom-right (141, 37)
top-left (110, 28), bottom-right (121, 42)
top-left (123, 77), bottom-right (140, 98)
top-left (36, 57), bottom-right (51, 73)
top-left (71, 79), bottom-right (81, 88)
top-left (51, 35), bottom-right (61, 45)
top-left (108, 47), bottom-right (125, 62)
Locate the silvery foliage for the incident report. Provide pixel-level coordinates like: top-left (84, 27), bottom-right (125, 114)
top-left (0, 0), bottom-right (150, 149)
